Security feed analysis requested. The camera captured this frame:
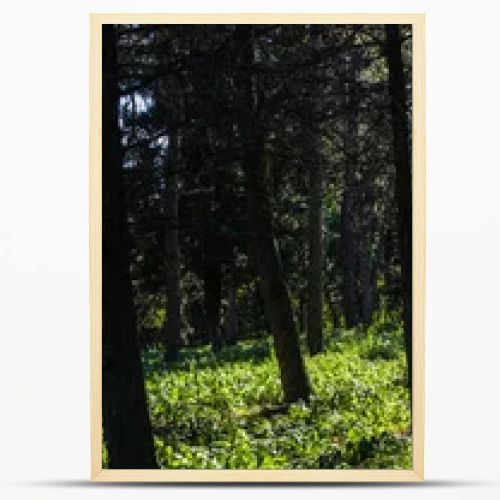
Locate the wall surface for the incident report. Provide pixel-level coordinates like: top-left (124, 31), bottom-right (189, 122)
top-left (1, 1), bottom-right (499, 499)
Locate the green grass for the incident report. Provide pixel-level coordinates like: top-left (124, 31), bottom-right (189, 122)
top-left (142, 317), bottom-right (412, 469)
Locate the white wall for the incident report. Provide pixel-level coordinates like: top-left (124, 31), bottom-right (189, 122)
top-left (1, 1), bottom-right (499, 499)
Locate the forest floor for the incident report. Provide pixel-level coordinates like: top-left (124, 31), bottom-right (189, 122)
top-left (139, 316), bottom-right (412, 470)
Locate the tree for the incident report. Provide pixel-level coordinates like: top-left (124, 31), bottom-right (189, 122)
top-left (303, 26), bottom-right (326, 356)
top-left (306, 155), bottom-right (324, 355)
top-left (163, 131), bottom-right (182, 363)
top-left (341, 52), bottom-right (361, 328)
top-left (385, 24), bottom-right (413, 389)
top-left (102, 24), bottom-right (157, 469)
top-left (235, 25), bottom-right (311, 403)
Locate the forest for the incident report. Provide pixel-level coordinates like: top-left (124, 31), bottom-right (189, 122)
top-left (102, 23), bottom-right (413, 470)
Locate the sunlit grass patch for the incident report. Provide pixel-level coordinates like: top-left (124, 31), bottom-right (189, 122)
top-left (143, 319), bottom-right (411, 469)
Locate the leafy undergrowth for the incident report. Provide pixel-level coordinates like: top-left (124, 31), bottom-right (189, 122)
top-left (143, 318), bottom-right (412, 470)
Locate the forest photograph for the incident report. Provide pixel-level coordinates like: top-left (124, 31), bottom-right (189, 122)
top-left (101, 22), bottom-right (414, 471)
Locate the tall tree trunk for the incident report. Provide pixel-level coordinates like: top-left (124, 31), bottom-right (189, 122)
top-left (341, 60), bottom-right (360, 328)
top-left (307, 160), bottom-right (324, 355)
top-left (164, 132), bottom-right (182, 363)
top-left (385, 24), bottom-right (413, 390)
top-left (359, 238), bottom-right (375, 325)
top-left (248, 147), bottom-right (311, 403)
top-left (203, 240), bottom-right (223, 353)
top-left (223, 263), bottom-right (239, 346)
top-left (360, 203), bottom-right (376, 325)
top-left (235, 25), bottom-right (311, 403)
top-left (298, 286), bottom-right (306, 334)
top-left (102, 24), bottom-right (157, 469)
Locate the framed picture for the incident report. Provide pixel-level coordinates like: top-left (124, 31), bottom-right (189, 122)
top-left (90, 13), bottom-right (425, 482)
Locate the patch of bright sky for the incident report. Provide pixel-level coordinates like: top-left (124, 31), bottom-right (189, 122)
top-left (120, 92), bottom-right (153, 115)
top-left (119, 92), bottom-right (169, 153)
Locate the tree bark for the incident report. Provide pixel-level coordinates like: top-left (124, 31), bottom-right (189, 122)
top-left (249, 148), bottom-right (311, 403)
top-left (306, 159), bottom-right (324, 355)
top-left (341, 59), bottom-right (360, 328)
top-left (164, 132), bottom-right (182, 363)
top-left (385, 24), bottom-right (413, 390)
top-left (235, 25), bottom-right (311, 403)
top-left (298, 287), bottom-right (306, 334)
top-left (360, 244), bottom-right (376, 325)
top-left (224, 264), bottom-right (239, 345)
top-left (360, 203), bottom-right (377, 325)
top-left (102, 24), bottom-right (157, 469)
top-left (203, 242), bottom-right (223, 353)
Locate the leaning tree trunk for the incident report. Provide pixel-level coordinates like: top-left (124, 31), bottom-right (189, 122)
top-left (247, 147), bottom-right (311, 403)
top-left (385, 25), bottom-right (413, 392)
top-left (306, 159), bottom-right (324, 355)
top-left (164, 132), bottom-right (182, 363)
top-left (235, 25), bottom-right (311, 403)
top-left (102, 24), bottom-right (157, 469)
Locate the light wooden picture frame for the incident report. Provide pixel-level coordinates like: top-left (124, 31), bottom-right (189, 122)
top-left (90, 13), bottom-right (425, 482)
